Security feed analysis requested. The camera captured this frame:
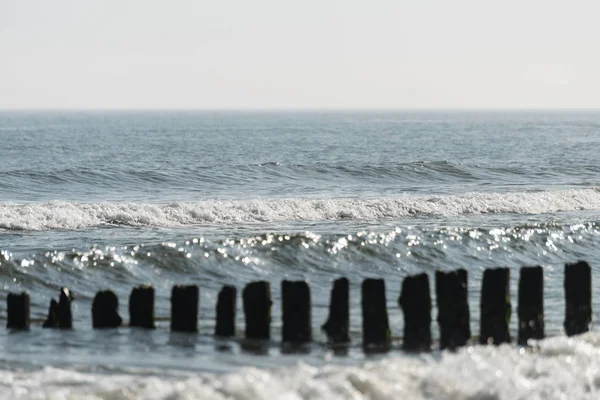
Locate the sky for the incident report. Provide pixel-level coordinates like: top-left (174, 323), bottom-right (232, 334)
top-left (1, 0), bottom-right (599, 109)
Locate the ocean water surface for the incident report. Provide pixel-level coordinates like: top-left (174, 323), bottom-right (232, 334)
top-left (1, 110), bottom-right (600, 399)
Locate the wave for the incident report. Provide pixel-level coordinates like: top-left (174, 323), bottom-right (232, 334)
top-left (0, 189), bottom-right (599, 231)
top-left (2, 333), bottom-right (600, 399)
top-left (3, 160), bottom-right (598, 189)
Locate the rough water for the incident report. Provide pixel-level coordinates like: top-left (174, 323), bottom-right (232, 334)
top-left (0, 110), bottom-right (599, 399)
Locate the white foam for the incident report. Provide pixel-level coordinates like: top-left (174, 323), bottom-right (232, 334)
top-left (1, 188), bottom-right (599, 231)
top-left (3, 334), bottom-right (600, 399)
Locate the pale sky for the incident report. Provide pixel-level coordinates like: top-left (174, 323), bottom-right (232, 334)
top-left (1, 0), bottom-right (599, 109)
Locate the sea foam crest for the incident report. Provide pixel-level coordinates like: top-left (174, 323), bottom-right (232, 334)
top-left (0, 188), bottom-right (599, 231)
top-left (2, 333), bottom-right (600, 399)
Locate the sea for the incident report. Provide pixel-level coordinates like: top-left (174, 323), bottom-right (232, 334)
top-left (0, 110), bottom-right (599, 399)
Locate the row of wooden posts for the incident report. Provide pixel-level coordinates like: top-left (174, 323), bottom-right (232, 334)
top-left (5, 261), bottom-right (592, 351)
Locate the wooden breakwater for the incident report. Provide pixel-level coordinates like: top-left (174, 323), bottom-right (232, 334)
top-left (5, 261), bottom-right (593, 351)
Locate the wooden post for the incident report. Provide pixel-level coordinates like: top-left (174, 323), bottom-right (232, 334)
top-left (399, 273), bottom-right (431, 351)
top-left (564, 261), bottom-right (592, 336)
top-left (43, 299), bottom-right (58, 328)
top-left (57, 288), bottom-right (73, 328)
top-left (362, 278), bottom-right (390, 349)
top-left (436, 269), bottom-right (470, 350)
top-left (92, 290), bottom-right (122, 328)
top-left (518, 266), bottom-right (544, 344)
top-left (479, 267), bottom-right (511, 345)
top-left (6, 292), bottom-right (30, 330)
top-left (43, 287), bottom-right (73, 328)
top-left (215, 285), bottom-right (236, 337)
top-left (242, 281), bottom-right (272, 340)
top-left (322, 277), bottom-right (350, 343)
top-left (129, 286), bottom-right (155, 329)
top-left (282, 280), bottom-right (312, 343)
top-left (170, 285), bottom-right (199, 332)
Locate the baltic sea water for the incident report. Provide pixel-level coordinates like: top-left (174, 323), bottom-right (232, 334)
top-left (1, 110), bottom-right (600, 399)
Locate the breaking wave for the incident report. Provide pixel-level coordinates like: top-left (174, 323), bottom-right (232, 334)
top-left (3, 333), bottom-right (600, 399)
top-left (1, 188), bottom-right (599, 231)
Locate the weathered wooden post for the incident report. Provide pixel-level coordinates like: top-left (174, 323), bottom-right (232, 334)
top-left (243, 281), bottom-right (272, 340)
top-left (436, 269), bottom-right (470, 350)
top-left (215, 285), bottom-right (236, 337)
top-left (57, 287), bottom-right (73, 328)
top-left (43, 287), bottom-right (73, 328)
top-left (6, 292), bottom-right (30, 330)
top-left (480, 267), bottom-right (511, 345)
top-left (518, 266), bottom-right (544, 344)
top-left (282, 280), bottom-right (312, 343)
top-left (129, 286), bottom-right (155, 329)
top-left (92, 290), bottom-right (122, 328)
top-left (564, 261), bottom-right (592, 336)
top-left (362, 278), bottom-right (390, 350)
top-left (399, 273), bottom-right (431, 351)
top-left (322, 277), bottom-right (350, 343)
top-left (43, 300), bottom-right (58, 328)
top-left (170, 285), bottom-right (199, 332)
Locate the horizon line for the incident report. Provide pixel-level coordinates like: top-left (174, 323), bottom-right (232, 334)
top-left (1, 107), bottom-right (600, 112)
